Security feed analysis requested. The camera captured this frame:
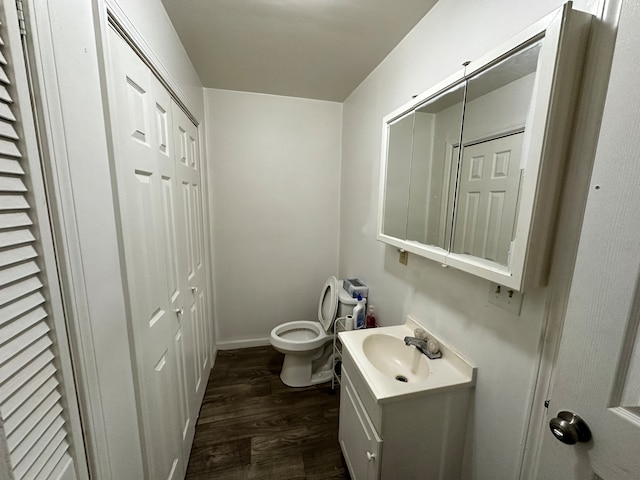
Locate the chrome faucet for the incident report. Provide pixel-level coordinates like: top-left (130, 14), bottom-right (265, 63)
top-left (403, 336), bottom-right (442, 359)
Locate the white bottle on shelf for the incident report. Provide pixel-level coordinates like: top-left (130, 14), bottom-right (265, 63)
top-left (353, 294), bottom-right (366, 329)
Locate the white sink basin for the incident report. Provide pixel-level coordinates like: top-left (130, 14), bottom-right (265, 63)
top-left (339, 315), bottom-right (476, 403)
top-left (362, 334), bottom-right (430, 383)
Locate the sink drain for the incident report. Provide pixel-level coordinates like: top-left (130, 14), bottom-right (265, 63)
top-left (395, 375), bottom-right (408, 383)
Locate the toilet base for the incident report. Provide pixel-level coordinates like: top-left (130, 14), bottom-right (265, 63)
top-left (280, 352), bottom-right (333, 388)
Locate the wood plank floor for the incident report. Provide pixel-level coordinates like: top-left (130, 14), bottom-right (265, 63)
top-left (185, 346), bottom-right (350, 479)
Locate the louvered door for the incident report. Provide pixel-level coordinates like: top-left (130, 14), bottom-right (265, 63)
top-left (0, 3), bottom-right (85, 480)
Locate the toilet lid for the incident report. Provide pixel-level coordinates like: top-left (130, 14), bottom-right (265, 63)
top-left (318, 276), bottom-right (339, 332)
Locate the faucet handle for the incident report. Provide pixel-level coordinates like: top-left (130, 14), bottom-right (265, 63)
top-left (414, 328), bottom-right (427, 341)
top-left (427, 338), bottom-right (440, 356)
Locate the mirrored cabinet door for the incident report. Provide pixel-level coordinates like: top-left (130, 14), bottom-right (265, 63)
top-left (451, 41), bottom-right (541, 267)
top-left (407, 82), bottom-right (465, 250)
top-left (382, 112), bottom-right (415, 239)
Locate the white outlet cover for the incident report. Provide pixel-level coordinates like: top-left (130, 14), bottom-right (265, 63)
top-left (488, 283), bottom-right (524, 316)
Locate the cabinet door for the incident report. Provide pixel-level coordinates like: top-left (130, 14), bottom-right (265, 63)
top-left (339, 367), bottom-right (382, 479)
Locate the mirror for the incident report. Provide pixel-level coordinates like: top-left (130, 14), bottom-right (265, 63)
top-left (382, 112), bottom-right (414, 239)
top-left (377, 4), bottom-right (589, 290)
top-left (407, 83), bottom-right (465, 250)
top-left (452, 41), bottom-right (541, 266)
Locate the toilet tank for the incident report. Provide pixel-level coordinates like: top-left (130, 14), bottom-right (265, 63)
top-left (337, 286), bottom-right (359, 317)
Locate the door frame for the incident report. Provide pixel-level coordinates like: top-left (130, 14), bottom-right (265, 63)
top-left (20, 0), bottom-right (215, 478)
top-left (519, 0), bottom-right (623, 477)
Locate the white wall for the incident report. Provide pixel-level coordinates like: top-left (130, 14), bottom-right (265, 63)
top-left (339, 0), bottom-right (599, 479)
top-left (205, 89), bottom-right (342, 345)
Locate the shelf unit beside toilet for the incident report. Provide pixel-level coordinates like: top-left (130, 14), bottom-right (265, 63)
top-left (332, 316), bottom-right (347, 389)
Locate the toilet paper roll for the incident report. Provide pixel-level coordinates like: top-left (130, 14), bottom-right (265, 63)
top-left (345, 315), bottom-right (354, 331)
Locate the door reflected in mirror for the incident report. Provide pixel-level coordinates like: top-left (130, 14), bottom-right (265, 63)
top-left (452, 40), bottom-right (541, 265)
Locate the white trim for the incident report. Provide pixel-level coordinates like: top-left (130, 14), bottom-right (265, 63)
top-left (203, 92), bottom-right (219, 364)
top-left (21, 3), bottom-right (112, 477)
top-left (22, 1), bottom-right (147, 478)
top-left (7, 1), bottom-right (91, 478)
top-left (520, 0), bottom-right (623, 477)
top-left (217, 338), bottom-right (272, 350)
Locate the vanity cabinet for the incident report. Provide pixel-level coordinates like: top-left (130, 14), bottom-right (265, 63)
top-left (339, 367), bottom-right (382, 479)
top-left (377, 3), bottom-right (591, 291)
top-left (339, 348), bottom-right (472, 480)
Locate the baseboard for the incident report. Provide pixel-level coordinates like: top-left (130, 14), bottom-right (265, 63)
top-left (216, 337), bottom-right (271, 350)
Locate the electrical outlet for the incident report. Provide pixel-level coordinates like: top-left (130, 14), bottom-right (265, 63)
top-left (399, 250), bottom-right (408, 265)
top-left (488, 283), bottom-right (523, 315)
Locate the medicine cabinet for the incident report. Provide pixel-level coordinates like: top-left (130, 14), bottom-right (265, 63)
top-left (377, 3), bottom-right (590, 291)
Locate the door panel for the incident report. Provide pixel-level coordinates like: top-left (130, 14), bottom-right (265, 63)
top-left (535, 0), bottom-right (640, 477)
top-left (161, 176), bottom-right (180, 303)
top-left (172, 104), bottom-right (210, 416)
top-left (108, 25), bottom-right (211, 479)
top-left (108, 29), bottom-right (185, 480)
top-left (174, 326), bottom-right (191, 452)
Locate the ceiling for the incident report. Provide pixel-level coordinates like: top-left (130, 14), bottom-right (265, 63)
top-left (161, 0), bottom-right (439, 102)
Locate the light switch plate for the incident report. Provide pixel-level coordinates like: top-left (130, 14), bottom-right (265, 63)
top-left (488, 283), bottom-right (524, 315)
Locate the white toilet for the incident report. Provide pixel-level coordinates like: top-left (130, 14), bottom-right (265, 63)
top-left (270, 276), bottom-right (357, 387)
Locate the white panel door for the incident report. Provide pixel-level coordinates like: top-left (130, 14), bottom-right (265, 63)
top-left (172, 103), bottom-right (210, 420)
top-left (150, 75), bottom-right (196, 475)
top-left (453, 133), bottom-right (522, 265)
top-left (107, 29), bottom-right (183, 480)
top-left (533, 0), bottom-right (640, 477)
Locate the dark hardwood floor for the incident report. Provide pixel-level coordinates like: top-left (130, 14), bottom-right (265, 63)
top-left (185, 346), bottom-right (350, 479)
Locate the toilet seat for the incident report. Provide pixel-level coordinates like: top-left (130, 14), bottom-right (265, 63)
top-left (318, 276), bottom-right (339, 331)
top-left (270, 320), bottom-right (329, 352)
top-left (270, 276), bottom-right (339, 353)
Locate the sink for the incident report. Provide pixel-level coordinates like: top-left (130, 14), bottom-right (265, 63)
top-left (362, 334), bottom-right (430, 383)
top-left (338, 315), bottom-right (476, 403)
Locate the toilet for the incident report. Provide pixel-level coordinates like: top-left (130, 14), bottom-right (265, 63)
top-left (270, 276), bottom-right (357, 387)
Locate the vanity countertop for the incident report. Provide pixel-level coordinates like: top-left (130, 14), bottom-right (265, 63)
top-left (339, 315), bottom-right (476, 404)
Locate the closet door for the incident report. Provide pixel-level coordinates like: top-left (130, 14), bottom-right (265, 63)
top-left (172, 104), bottom-right (210, 418)
top-left (107, 29), bottom-right (183, 480)
top-left (152, 79), bottom-right (196, 472)
top-left (0, 3), bottom-right (87, 479)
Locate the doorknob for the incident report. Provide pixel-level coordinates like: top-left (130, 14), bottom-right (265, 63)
top-left (174, 307), bottom-right (184, 316)
top-left (366, 451), bottom-right (376, 462)
top-left (549, 411), bottom-right (592, 445)
top-left (190, 285), bottom-right (198, 294)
